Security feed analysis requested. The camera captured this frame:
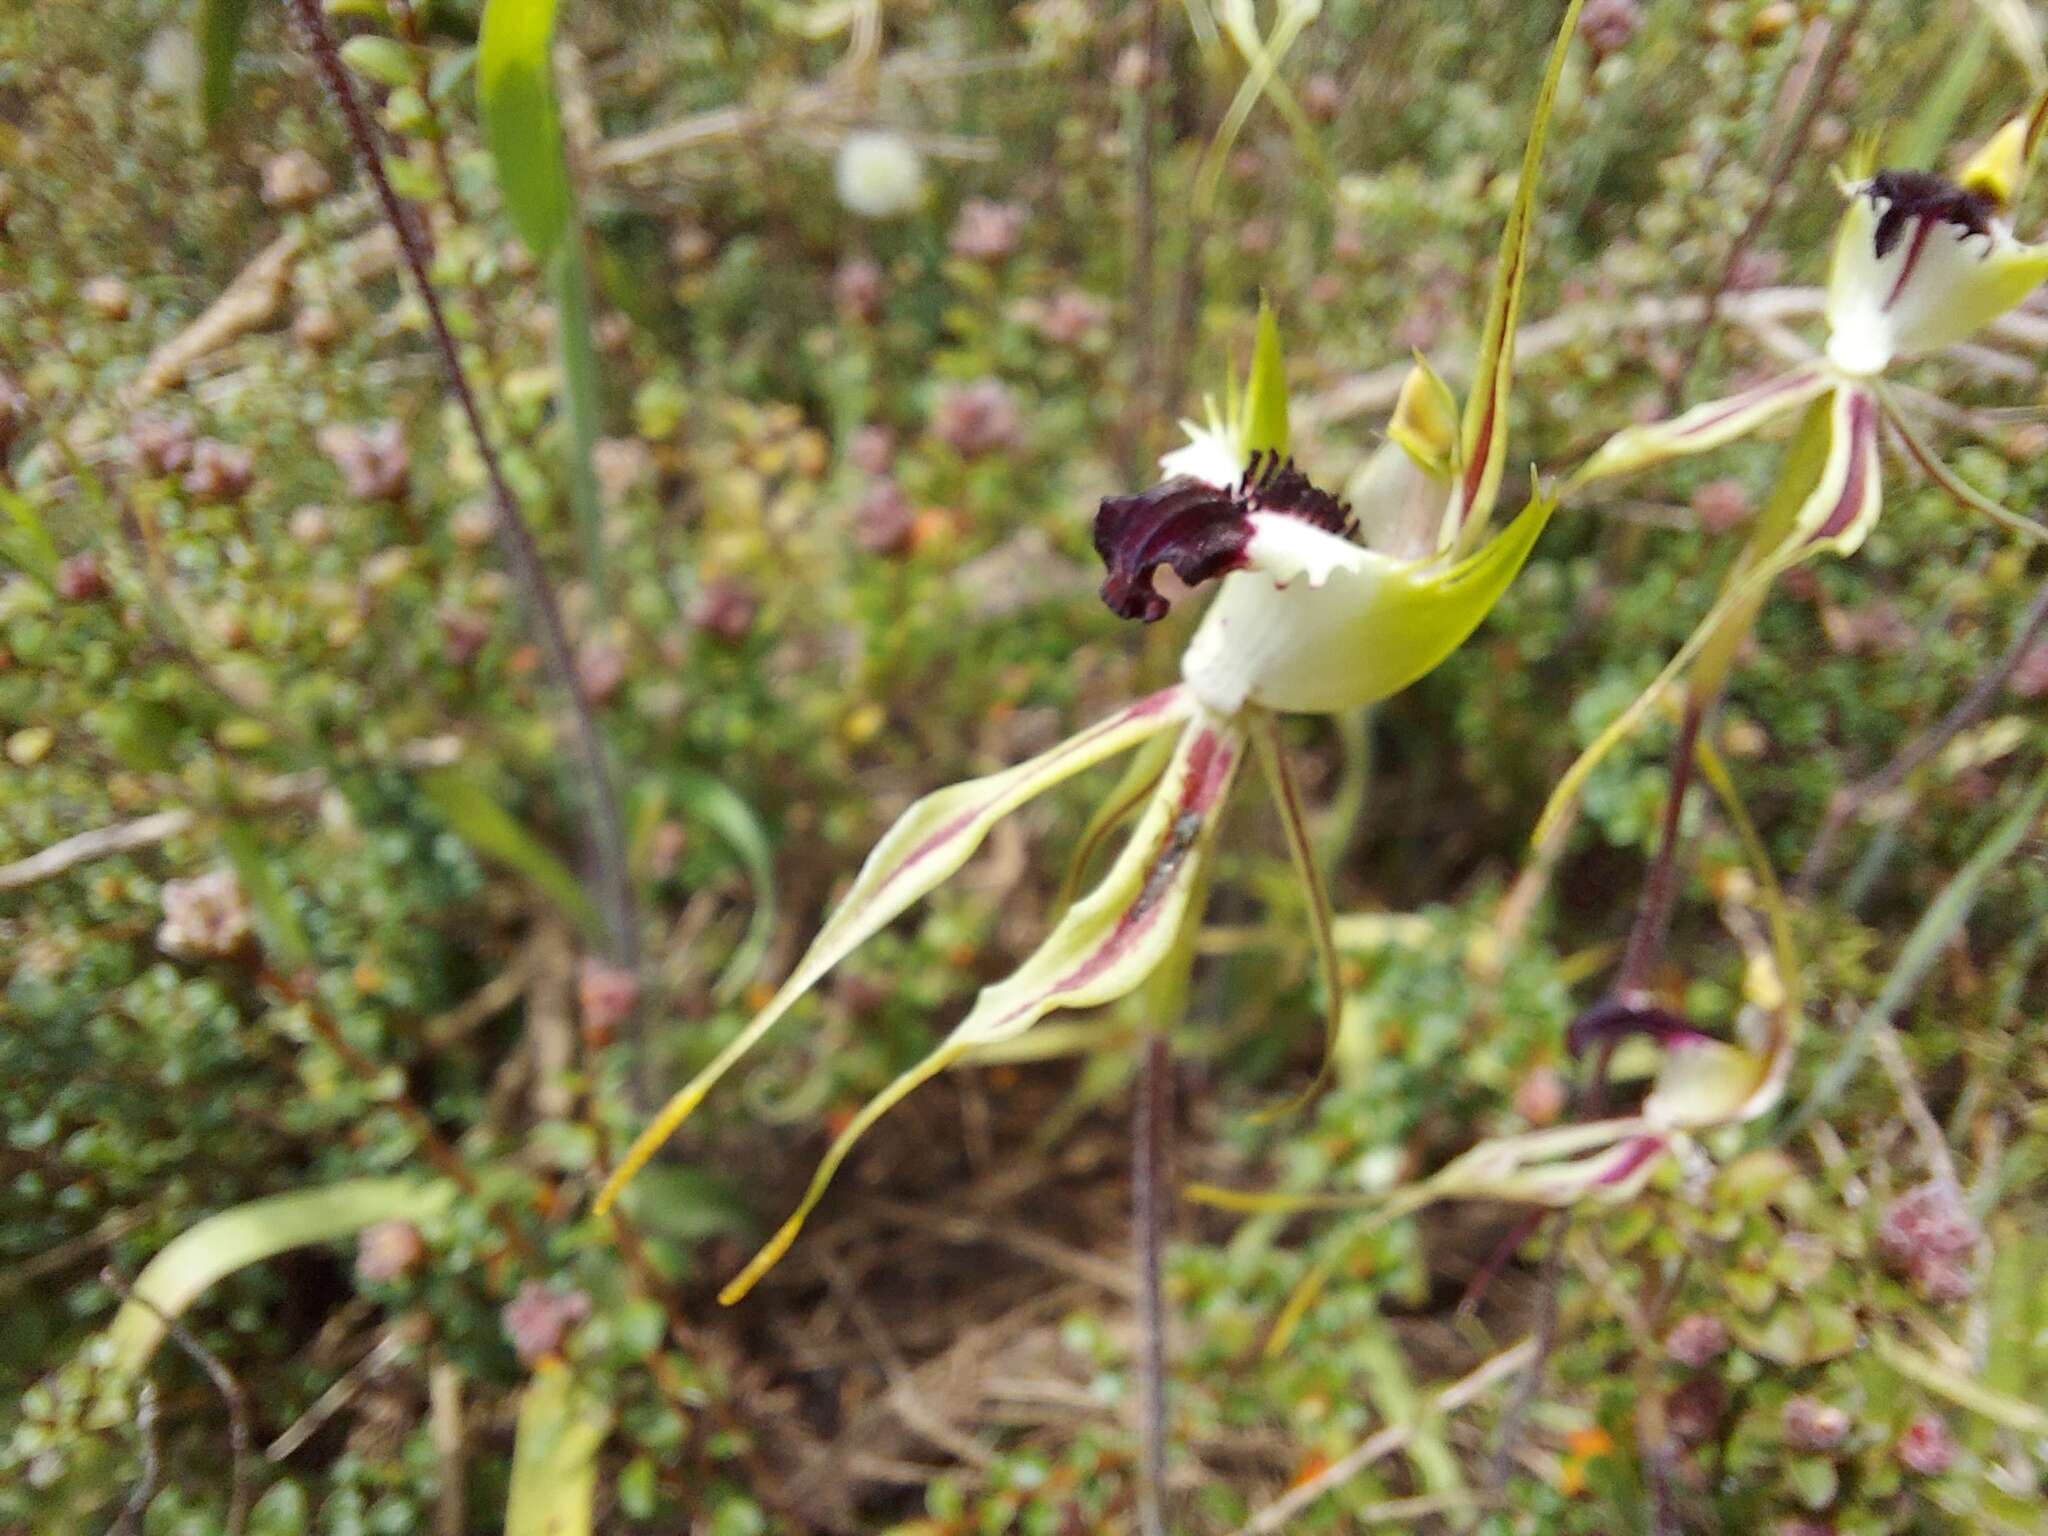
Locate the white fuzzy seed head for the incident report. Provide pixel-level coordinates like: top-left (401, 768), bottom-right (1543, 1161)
top-left (835, 131), bottom-right (926, 219)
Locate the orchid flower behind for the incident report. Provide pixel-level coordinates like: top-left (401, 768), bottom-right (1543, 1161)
top-left (595, 0), bottom-right (1584, 1305)
top-left (1535, 98), bottom-right (2048, 845)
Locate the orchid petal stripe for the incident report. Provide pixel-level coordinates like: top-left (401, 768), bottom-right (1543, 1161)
top-left (718, 713), bottom-right (1244, 1302)
top-left (1570, 367), bottom-right (1833, 489)
top-left (595, 686), bottom-right (1195, 1216)
top-left (1447, 0), bottom-right (1586, 555)
top-left (1796, 387), bottom-right (1883, 553)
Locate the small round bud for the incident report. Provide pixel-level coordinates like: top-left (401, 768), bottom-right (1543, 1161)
top-left (1301, 73), bottom-right (1343, 123)
top-left (54, 553), bottom-right (109, 603)
top-left (1895, 1413), bottom-right (1957, 1477)
top-left (261, 149), bottom-right (332, 211)
top-left (577, 958), bottom-right (639, 1047)
top-left (84, 276), bottom-right (132, 321)
top-left (182, 439), bottom-right (255, 503)
top-left (949, 199), bottom-right (1028, 262)
top-left (1782, 1396), bottom-right (1849, 1454)
top-left (1663, 1313), bottom-right (1729, 1368)
top-left (575, 640), bottom-right (627, 704)
top-left (500, 1281), bottom-right (593, 1366)
top-left (848, 424), bottom-right (895, 476)
top-left (854, 479), bottom-right (916, 557)
top-left (1033, 288), bottom-right (1109, 348)
top-left (1513, 1065), bottom-right (1566, 1126)
top-left (1579, 0), bottom-right (1642, 56)
top-left (930, 378), bottom-right (1022, 459)
top-left (1664, 1375), bottom-right (1725, 1444)
top-left (355, 1220), bottom-right (425, 1283)
top-left (1877, 1181), bottom-right (1980, 1304)
top-left (834, 257), bottom-right (886, 323)
top-left (689, 577), bottom-right (757, 644)
top-left (1691, 478), bottom-right (1751, 535)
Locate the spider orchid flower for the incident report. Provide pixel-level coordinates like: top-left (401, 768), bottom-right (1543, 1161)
top-left (595, 0), bottom-right (1585, 1305)
top-left (1536, 99), bottom-right (2048, 844)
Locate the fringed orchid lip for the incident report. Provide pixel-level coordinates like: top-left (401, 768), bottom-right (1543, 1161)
top-left (1565, 998), bottom-right (1707, 1057)
top-left (1094, 450), bottom-right (1354, 623)
top-left (1864, 170), bottom-right (1997, 263)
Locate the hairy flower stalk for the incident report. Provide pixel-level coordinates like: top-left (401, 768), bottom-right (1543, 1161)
top-left (597, 6), bottom-right (1586, 1347)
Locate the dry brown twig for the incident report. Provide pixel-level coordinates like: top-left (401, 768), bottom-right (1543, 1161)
top-left (1232, 1337), bottom-right (1536, 1536)
top-left (101, 1267), bottom-right (254, 1536)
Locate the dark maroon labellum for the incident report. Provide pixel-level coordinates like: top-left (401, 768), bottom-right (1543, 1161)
top-left (1565, 997), bottom-right (1703, 1057)
top-left (1094, 450), bottom-right (1351, 623)
top-left (1867, 169), bottom-right (1996, 260)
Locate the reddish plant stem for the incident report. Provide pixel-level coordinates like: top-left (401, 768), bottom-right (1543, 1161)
top-left (1133, 1032), bottom-right (1172, 1536)
top-left (1614, 696), bottom-right (1708, 998)
top-left (284, 0), bottom-right (637, 975)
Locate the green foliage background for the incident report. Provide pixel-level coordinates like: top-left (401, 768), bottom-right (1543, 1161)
top-left (3, 0), bottom-right (2047, 1530)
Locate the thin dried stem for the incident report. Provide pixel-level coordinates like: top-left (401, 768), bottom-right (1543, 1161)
top-left (107, 1380), bottom-right (159, 1536)
top-left (1235, 1337), bottom-right (1535, 1535)
top-left (283, 0), bottom-right (637, 974)
top-left (102, 1267), bottom-right (254, 1536)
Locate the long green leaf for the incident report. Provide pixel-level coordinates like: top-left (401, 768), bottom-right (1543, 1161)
top-left (478, 0), bottom-right (574, 261)
top-left (506, 1362), bottom-right (611, 1536)
top-left (0, 483), bottom-right (59, 582)
top-left (419, 765), bottom-right (601, 936)
top-left (1784, 760), bottom-right (2048, 1132)
top-left (105, 1180), bottom-right (449, 1376)
top-left (220, 820), bottom-right (313, 970)
top-left (674, 768), bottom-right (779, 1001)
top-left (196, 0), bottom-right (256, 128)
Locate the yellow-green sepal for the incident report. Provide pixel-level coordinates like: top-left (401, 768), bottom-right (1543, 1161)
top-left (1387, 354), bottom-right (1460, 479)
top-left (1446, 0), bottom-right (1586, 554)
top-left (1360, 484), bottom-right (1555, 704)
top-left (1244, 297), bottom-right (1291, 460)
